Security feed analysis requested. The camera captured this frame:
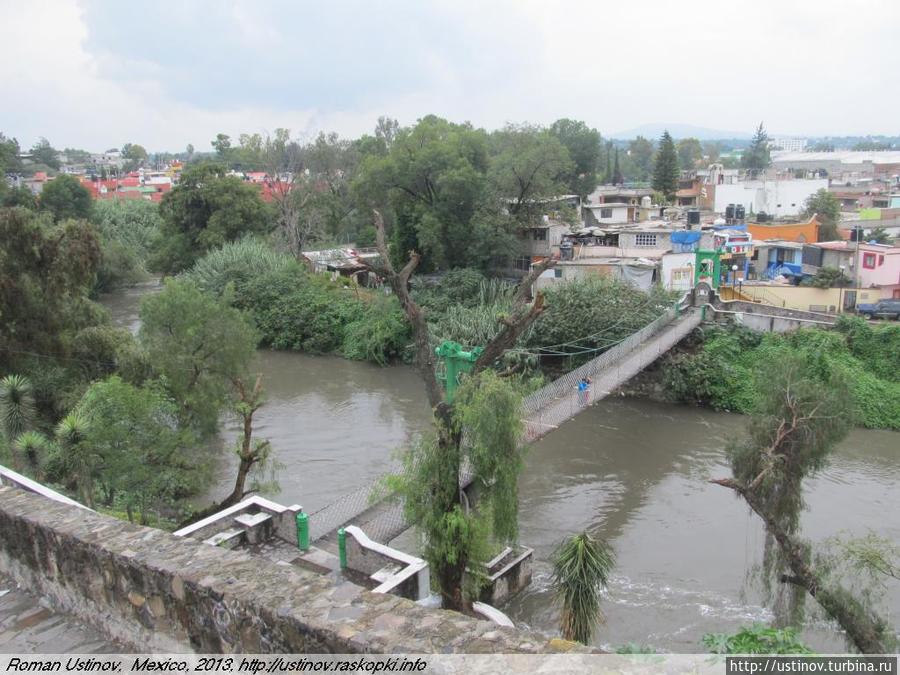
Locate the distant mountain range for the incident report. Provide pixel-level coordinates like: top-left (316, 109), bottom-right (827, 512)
top-left (610, 123), bottom-right (754, 141)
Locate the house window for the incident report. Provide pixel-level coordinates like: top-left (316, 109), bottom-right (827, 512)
top-left (554, 268), bottom-right (563, 278)
top-left (863, 253), bottom-right (876, 269)
top-left (671, 268), bottom-right (692, 283)
top-left (600, 208), bottom-right (613, 219)
top-left (514, 256), bottom-right (531, 272)
top-left (878, 255), bottom-right (884, 266)
top-left (532, 228), bottom-right (547, 240)
top-left (634, 233), bottom-right (658, 247)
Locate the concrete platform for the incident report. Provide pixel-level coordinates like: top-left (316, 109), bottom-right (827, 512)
top-left (0, 575), bottom-right (125, 654)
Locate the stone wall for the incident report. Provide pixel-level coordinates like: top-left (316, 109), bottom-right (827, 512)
top-left (0, 486), bottom-right (570, 654)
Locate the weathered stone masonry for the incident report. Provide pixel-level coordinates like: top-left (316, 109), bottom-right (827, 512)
top-left (0, 487), bottom-right (569, 653)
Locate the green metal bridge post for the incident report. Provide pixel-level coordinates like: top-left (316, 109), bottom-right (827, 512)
top-left (295, 511), bottom-right (309, 551)
top-left (435, 341), bottom-right (484, 403)
top-left (337, 527), bottom-right (347, 569)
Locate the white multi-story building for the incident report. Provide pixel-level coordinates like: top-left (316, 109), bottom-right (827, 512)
top-left (714, 178), bottom-right (828, 218)
top-left (769, 138), bottom-right (807, 153)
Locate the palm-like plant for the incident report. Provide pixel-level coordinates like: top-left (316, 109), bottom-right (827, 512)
top-left (13, 431), bottom-right (51, 476)
top-left (55, 412), bottom-right (97, 508)
top-left (551, 531), bottom-right (616, 645)
top-left (0, 374), bottom-right (35, 444)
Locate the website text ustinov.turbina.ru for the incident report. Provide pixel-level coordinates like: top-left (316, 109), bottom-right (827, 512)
top-left (1, 654), bottom-right (898, 675)
top-left (727, 657), bottom-right (898, 675)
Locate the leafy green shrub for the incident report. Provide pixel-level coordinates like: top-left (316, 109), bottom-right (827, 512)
top-left (183, 238), bottom-right (304, 298)
top-left (91, 200), bottom-right (162, 292)
top-left (703, 624), bottom-right (812, 654)
top-left (529, 276), bottom-right (675, 356)
top-left (664, 322), bottom-right (900, 429)
top-left (342, 298), bottom-right (410, 365)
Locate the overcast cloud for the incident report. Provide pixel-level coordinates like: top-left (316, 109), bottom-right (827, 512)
top-left (1, 0), bottom-right (898, 151)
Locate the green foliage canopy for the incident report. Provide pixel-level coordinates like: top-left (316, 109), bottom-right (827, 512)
top-left (39, 174), bottom-right (93, 221)
top-left (154, 162), bottom-right (272, 273)
top-left (651, 131), bottom-right (680, 201)
top-left (138, 279), bottom-right (258, 435)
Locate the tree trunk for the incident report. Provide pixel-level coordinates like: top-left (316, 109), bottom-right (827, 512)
top-left (432, 408), bottom-right (469, 612)
top-left (712, 478), bottom-right (888, 653)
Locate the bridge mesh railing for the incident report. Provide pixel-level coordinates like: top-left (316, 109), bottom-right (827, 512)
top-left (309, 296), bottom-right (697, 544)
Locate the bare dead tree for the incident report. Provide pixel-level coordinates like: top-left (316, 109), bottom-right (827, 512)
top-left (711, 358), bottom-right (890, 653)
top-left (178, 375), bottom-right (273, 527)
top-left (366, 209), bottom-right (555, 610)
top-left (712, 476), bottom-right (888, 653)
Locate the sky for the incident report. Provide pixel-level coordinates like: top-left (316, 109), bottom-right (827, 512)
top-left (1, 0), bottom-right (898, 152)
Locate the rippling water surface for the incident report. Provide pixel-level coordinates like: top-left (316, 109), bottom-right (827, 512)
top-left (103, 284), bottom-right (900, 652)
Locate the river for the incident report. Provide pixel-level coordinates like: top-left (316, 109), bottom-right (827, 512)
top-left (102, 282), bottom-right (899, 653)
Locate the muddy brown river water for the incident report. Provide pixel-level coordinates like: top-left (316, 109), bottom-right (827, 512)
top-left (103, 281), bottom-right (899, 652)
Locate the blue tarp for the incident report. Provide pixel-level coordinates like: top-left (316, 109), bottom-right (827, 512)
top-left (670, 231), bottom-right (702, 244)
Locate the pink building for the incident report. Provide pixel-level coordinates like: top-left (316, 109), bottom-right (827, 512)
top-left (856, 243), bottom-right (900, 300)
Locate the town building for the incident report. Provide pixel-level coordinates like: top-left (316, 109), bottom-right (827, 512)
top-left (713, 178), bottom-right (828, 218)
top-left (746, 216), bottom-right (820, 243)
top-left (750, 240), bottom-right (804, 280)
top-left (771, 150), bottom-right (900, 182)
top-left (769, 138), bottom-right (807, 153)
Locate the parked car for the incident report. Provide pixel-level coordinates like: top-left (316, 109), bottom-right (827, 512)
top-left (857, 299), bottom-right (900, 320)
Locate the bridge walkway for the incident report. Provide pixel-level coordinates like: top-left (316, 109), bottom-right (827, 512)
top-left (310, 305), bottom-right (702, 549)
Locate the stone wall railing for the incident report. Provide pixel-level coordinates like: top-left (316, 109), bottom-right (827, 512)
top-left (342, 526), bottom-right (430, 602)
top-left (0, 486), bottom-right (571, 653)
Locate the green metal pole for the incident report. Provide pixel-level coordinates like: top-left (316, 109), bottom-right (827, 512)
top-left (295, 511), bottom-right (309, 551)
top-left (337, 527), bottom-right (347, 569)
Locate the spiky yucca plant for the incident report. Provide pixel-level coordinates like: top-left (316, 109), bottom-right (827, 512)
top-left (551, 532), bottom-right (616, 645)
top-left (55, 412), bottom-right (96, 507)
top-left (13, 430), bottom-right (51, 475)
top-left (0, 374), bottom-right (35, 444)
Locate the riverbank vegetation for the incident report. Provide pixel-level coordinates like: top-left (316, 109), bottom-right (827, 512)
top-left (663, 318), bottom-right (900, 430)
top-left (712, 352), bottom-right (895, 653)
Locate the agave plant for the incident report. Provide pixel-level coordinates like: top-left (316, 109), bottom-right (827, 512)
top-left (0, 374), bottom-right (36, 444)
top-left (551, 531), bottom-right (616, 645)
top-left (55, 411), bottom-right (97, 508)
top-left (13, 430), bottom-right (51, 475)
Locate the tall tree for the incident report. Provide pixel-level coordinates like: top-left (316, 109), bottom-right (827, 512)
top-left (356, 115), bottom-right (496, 270)
top-left (627, 136), bottom-right (655, 180)
top-left (489, 124), bottom-right (573, 223)
top-left (742, 122), bottom-right (771, 178)
top-left (602, 142), bottom-right (612, 185)
top-left (677, 137), bottom-right (703, 171)
top-left (550, 118), bottom-right (601, 197)
top-left (0, 208), bottom-right (102, 371)
top-left (612, 148), bottom-right (623, 185)
top-left (712, 354), bottom-right (891, 653)
top-left (703, 141), bottom-right (722, 164)
top-left (154, 162), bottom-right (272, 273)
top-left (211, 133), bottom-right (232, 162)
top-left (0, 132), bottom-right (22, 175)
top-left (652, 131), bottom-right (680, 202)
top-left (369, 211), bottom-right (555, 611)
top-left (121, 143), bottom-right (148, 172)
top-left (39, 174), bottom-right (93, 221)
top-left (803, 188), bottom-right (841, 241)
top-left (138, 279), bottom-right (258, 435)
top-left (30, 138), bottom-right (60, 170)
